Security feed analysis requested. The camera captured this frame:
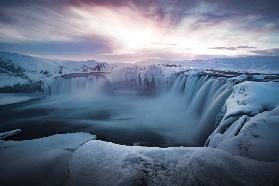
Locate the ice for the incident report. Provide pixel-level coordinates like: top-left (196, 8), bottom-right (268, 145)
top-left (224, 81), bottom-right (279, 119)
top-left (208, 107), bottom-right (279, 162)
top-left (68, 140), bottom-right (279, 186)
top-left (0, 133), bottom-right (95, 186)
top-left (0, 129), bottom-right (22, 139)
top-left (1, 51), bottom-right (279, 185)
top-left (0, 51), bottom-right (109, 90)
top-left (106, 64), bottom-right (173, 92)
top-left (207, 81), bottom-right (279, 161)
top-left (1, 133), bottom-right (278, 186)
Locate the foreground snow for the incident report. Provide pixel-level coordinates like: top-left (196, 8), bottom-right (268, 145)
top-left (0, 133), bottom-right (95, 186)
top-left (1, 133), bottom-right (278, 186)
top-left (69, 140), bottom-right (279, 186)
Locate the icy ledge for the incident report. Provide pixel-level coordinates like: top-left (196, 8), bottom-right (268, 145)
top-left (0, 133), bottom-right (95, 186)
top-left (206, 81), bottom-right (279, 162)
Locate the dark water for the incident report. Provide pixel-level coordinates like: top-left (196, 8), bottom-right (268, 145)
top-left (0, 92), bottom-right (190, 147)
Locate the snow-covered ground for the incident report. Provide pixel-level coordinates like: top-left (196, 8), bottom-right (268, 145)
top-left (1, 76), bottom-right (279, 185)
top-left (140, 56), bottom-right (279, 73)
top-left (69, 140), bottom-right (279, 186)
top-left (0, 51), bottom-right (109, 89)
top-left (1, 51), bottom-right (279, 185)
top-left (0, 133), bottom-right (278, 186)
top-left (0, 133), bottom-right (95, 186)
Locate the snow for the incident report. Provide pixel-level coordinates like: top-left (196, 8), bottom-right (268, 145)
top-left (1, 51), bottom-right (279, 185)
top-left (207, 81), bottom-right (279, 162)
top-left (68, 140), bottom-right (279, 186)
top-left (252, 74), bottom-right (265, 80)
top-left (2, 51), bottom-right (278, 92)
top-left (229, 74), bottom-right (247, 82)
top-left (0, 73), bottom-right (28, 87)
top-left (140, 56), bottom-right (279, 73)
top-left (1, 132), bottom-right (278, 185)
top-left (208, 107), bottom-right (279, 162)
top-left (0, 129), bottom-right (22, 139)
top-left (0, 51), bottom-right (109, 89)
top-left (106, 64), bottom-right (174, 91)
top-left (0, 133), bottom-right (95, 186)
top-left (224, 81), bottom-right (279, 119)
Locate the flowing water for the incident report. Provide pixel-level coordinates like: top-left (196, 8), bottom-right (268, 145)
top-left (0, 73), bottom-right (234, 147)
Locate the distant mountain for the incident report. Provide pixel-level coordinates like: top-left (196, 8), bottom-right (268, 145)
top-left (138, 56), bottom-right (279, 73)
top-left (0, 51), bottom-right (109, 91)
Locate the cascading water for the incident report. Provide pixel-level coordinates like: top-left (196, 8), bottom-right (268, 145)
top-left (39, 70), bottom-right (234, 147)
top-left (43, 76), bottom-right (109, 95)
top-left (170, 73), bottom-right (234, 146)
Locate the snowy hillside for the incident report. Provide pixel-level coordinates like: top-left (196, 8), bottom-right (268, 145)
top-left (0, 51), bottom-right (109, 91)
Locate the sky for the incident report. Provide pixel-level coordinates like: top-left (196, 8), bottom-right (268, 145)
top-left (0, 0), bottom-right (279, 62)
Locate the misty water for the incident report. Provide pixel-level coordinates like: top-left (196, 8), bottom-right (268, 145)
top-left (0, 74), bottom-right (233, 147)
top-left (0, 92), bottom-right (191, 147)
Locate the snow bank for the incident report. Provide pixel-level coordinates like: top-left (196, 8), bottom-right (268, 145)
top-left (68, 140), bottom-right (279, 186)
top-left (208, 107), bottom-right (279, 162)
top-left (207, 81), bottom-right (279, 162)
top-left (224, 81), bottom-right (279, 119)
top-left (0, 133), bottom-right (95, 186)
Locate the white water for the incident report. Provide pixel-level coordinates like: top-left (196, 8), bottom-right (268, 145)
top-left (40, 72), bottom-right (234, 146)
top-left (170, 73), bottom-right (233, 145)
top-left (43, 76), bottom-right (109, 95)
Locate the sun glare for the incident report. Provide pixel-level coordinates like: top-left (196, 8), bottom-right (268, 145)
top-left (69, 5), bottom-right (256, 59)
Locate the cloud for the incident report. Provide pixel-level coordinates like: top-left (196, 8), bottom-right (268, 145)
top-left (0, 0), bottom-right (278, 61)
top-left (0, 35), bottom-right (114, 60)
top-left (210, 46), bottom-right (257, 50)
top-left (250, 48), bottom-right (279, 56)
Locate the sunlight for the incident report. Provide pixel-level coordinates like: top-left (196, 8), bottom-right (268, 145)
top-left (70, 6), bottom-right (162, 52)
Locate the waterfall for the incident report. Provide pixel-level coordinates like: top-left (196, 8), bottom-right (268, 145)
top-left (43, 69), bottom-right (172, 94)
top-left (43, 76), bottom-right (109, 95)
top-left (42, 70), bottom-right (234, 146)
top-left (170, 73), bottom-right (234, 146)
